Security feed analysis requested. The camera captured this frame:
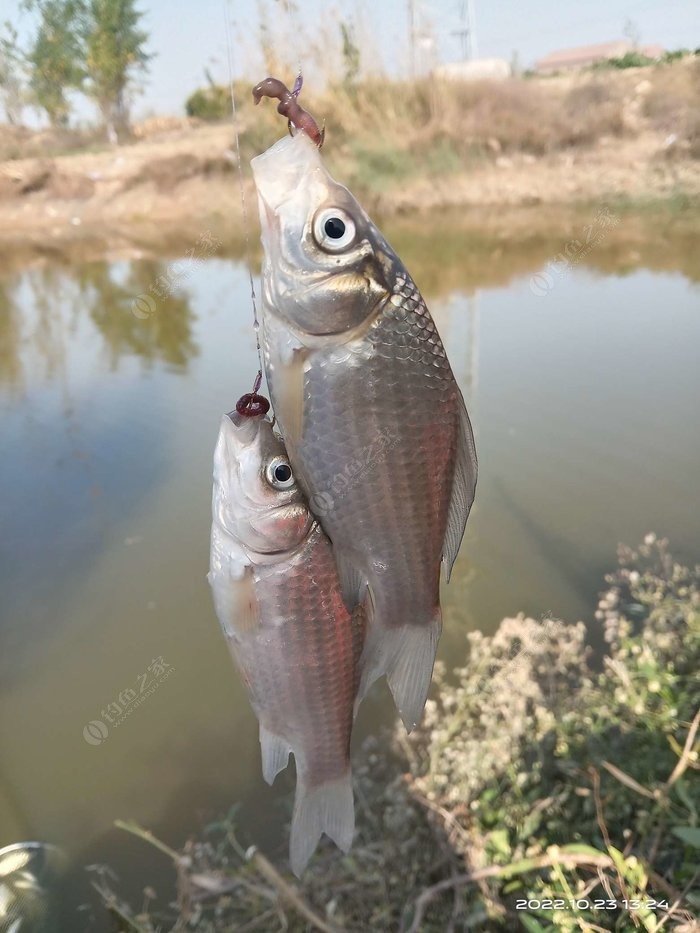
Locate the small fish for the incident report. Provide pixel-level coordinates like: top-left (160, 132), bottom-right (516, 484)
top-left (251, 132), bottom-right (477, 731)
top-left (208, 407), bottom-right (365, 875)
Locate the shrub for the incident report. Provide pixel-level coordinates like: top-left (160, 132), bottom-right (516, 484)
top-left (594, 52), bottom-right (656, 70)
top-left (644, 59), bottom-right (700, 156)
top-left (185, 84), bottom-right (230, 121)
top-left (98, 537), bottom-right (699, 931)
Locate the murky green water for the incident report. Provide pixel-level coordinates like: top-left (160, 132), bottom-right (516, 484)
top-left (1, 213), bottom-right (699, 926)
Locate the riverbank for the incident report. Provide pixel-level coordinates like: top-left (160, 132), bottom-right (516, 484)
top-left (95, 536), bottom-right (699, 931)
top-left (1, 61), bottom-right (699, 263)
top-left (0, 123), bottom-right (698, 257)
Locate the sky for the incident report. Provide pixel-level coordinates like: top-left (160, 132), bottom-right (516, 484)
top-left (4, 0), bottom-right (699, 121)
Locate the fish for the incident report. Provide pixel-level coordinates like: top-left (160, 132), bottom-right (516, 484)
top-left (208, 406), bottom-right (365, 876)
top-left (0, 841), bottom-right (65, 932)
top-left (251, 132), bottom-right (477, 732)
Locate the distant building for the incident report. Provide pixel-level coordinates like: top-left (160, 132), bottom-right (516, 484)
top-left (433, 59), bottom-right (512, 82)
top-left (535, 40), bottom-right (665, 74)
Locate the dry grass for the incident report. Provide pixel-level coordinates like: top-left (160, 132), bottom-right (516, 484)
top-left (316, 75), bottom-right (626, 157)
top-left (0, 123), bottom-right (113, 161)
top-left (644, 58), bottom-right (700, 156)
top-left (236, 74), bottom-right (631, 195)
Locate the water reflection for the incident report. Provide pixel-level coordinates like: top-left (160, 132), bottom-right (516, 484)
top-left (0, 215), bottom-right (699, 927)
top-left (386, 206), bottom-right (700, 294)
top-left (77, 261), bottom-right (198, 371)
top-left (0, 260), bottom-right (198, 391)
top-left (0, 282), bottom-right (23, 390)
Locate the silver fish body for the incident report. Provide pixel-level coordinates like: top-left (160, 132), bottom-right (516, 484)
top-left (0, 842), bottom-right (65, 932)
top-left (251, 133), bottom-right (477, 731)
top-left (208, 411), bottom-right (365, 875)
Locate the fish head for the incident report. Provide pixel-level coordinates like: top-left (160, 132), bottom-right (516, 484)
top-left (212, 410), bottom-right (313, 555)
top-left (251, 132), bottom-right (398, 337)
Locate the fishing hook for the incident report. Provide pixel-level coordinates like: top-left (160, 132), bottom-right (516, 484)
top-left (252, 75), bottom-right (325, 148)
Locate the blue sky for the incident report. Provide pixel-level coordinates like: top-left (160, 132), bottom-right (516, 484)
top-left (5, 0), bottom-right (699, 119)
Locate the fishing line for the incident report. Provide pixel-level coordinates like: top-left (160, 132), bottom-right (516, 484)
top-left (223, 0), bottom-right (264, 390)
top-left (283, 0), bottom-right (303, 87)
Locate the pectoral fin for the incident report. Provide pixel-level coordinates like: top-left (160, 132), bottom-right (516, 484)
top-left (442, 391), bottom-right (478, 582)
top-left (259, 725), bottom-right (291, 785)
top-left (210, 564), bottom-right (261, 638)
top-left (333, 547), bottom-right (369, 614)
top-left (385, 610), bottom-right (441, 733)
top-left (271, 345), bottom-right (307, 450)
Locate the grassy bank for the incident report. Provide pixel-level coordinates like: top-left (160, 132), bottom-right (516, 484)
top-left (96, 536), bottom-right (699, 931)
top-left (1, 59), bottom-right (699, 255)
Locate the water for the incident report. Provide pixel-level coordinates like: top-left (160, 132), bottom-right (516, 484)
top-left (1, 215), bottom-right (699, 926)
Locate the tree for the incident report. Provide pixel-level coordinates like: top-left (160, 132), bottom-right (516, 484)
top-left (0, 22), bottom-right (28, 124)
top-left (82, 0), bottom-right (151, 141)
top-left (26, 0), bottom-right (84, 126)
top-left (340, 20), bottom-right (360, 86)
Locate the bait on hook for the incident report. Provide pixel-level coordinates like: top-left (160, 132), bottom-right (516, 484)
top-left (252, 75), bottom-right (325, 148)
top-left (235, 371), bottom-right (270, 418)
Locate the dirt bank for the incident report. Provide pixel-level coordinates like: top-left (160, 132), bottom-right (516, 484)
top-left (1, 60), bottom-right (699, 263)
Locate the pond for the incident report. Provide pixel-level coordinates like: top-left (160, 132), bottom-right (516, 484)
top-left (0, 209), bottom-right (699, 927)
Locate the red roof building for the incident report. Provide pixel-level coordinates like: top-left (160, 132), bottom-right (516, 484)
top-left (536, 40), bottom-right (664, 74)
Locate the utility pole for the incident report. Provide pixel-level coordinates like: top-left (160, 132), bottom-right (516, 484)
top-left (408, 0), bottom-right (417, 76)
top-left (453, 0), bottom-right (478, 60)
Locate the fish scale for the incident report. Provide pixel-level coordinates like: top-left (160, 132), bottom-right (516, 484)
top-left (252, 131), bottom-right (477, 732)
top-left (264, 273), bottom-right (463, 723)
top-left (300, 278), bottom-right (458, 589)
top-left (249, 527), bottom-right (364, 782)
top-left (208, 413), bottom-right (366, 875)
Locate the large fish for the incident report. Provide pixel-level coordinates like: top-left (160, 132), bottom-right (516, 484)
top-left (208, 407), bottom-right (365, 875)
top-left (251, 133), bottom-right (477, 731)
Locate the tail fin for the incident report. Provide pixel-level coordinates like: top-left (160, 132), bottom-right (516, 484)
top-left (385, 612), bottom-right (441, 733)
top-left (289, 770), bottom-right (354, 877)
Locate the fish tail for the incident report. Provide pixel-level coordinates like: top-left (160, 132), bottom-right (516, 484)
top-left (385, 611), bottom-right (442, 733)
top-left (289, 769), bottom-right (354, 877)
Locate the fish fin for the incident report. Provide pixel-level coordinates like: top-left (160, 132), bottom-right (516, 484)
top-left (211, 564), bottom-right (261, 638)
top-left (442, 391), bottom-right (478, 583)
top-left (353, 591), bottom-right (377, 717)
top-left (334, 549), bottom-right (368, 614)
top-left (289, 770), bottom-right (354, 877)
top-left (259, 726), bottom-right (291, 785)
top-left (385, 610), bottom-right (442, 733)
top-left (234, 568), bottom-right (262, 634)
top-left (273, 343), bottom-right (306, 447)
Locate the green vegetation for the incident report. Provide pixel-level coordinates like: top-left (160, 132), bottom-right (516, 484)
top-left (26, 0), bottom-right (84, 127)
top-left (179, 56), bottom-right (700, 202)
top-left (662, 50), bottom-right (697, 64)
top-left (185, 84), bottom-right (229, 121)
top-left (0, 23), bottom-right (28, 124)
top-left (82, 0), bottom-right (152, 140)
top-left (9, 0), bottom-right (150, 137)
top-left (592, 48), bottom-right (698, 71)
top-left (593, 51), bottom-right (657, 70)
top-left (339, 21), bottom-right (361, 88)
top-left (97, 536), bottom-right (699, 931)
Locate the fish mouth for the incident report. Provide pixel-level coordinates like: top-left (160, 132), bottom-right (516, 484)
top-left (222, 410), bottom-right (264, 446)
top-left (256, 192), bottom-right (285, 265)
top-left (251, 132), bottom-right (322, 214)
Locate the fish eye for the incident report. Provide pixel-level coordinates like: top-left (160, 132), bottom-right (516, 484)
top-left (266, 456), bottom-right (295, 490)
top-left (313, 208), bottom-right (356, 252)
